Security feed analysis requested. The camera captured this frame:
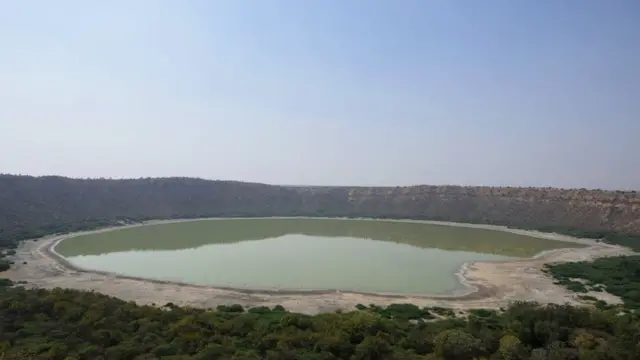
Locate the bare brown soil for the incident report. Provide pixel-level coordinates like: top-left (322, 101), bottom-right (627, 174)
top-left (5, 218), bottom-right (632, 314)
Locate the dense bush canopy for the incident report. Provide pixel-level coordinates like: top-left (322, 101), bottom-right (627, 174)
top-left (1, 287), bottom-right (640, 360)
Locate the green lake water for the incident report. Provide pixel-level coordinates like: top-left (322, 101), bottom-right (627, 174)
top-left (55, 218), bottom-right (582, 295)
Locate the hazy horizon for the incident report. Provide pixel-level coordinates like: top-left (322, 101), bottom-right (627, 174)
top-left (1, 1), bottom-right (639, 190)
top-left (3, 173), bottom-right (638, 192)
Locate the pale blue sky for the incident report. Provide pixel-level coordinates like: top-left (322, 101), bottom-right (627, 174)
top-left (1, 1), bottom-right (638, 189)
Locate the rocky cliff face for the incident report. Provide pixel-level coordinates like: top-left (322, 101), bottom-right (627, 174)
top-left (1, 175), bottom-right (639, 243)
top-left (295, 186), bottom-right (640, 235)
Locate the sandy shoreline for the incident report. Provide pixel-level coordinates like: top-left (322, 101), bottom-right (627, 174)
top-left (4, 217), bottom-right (633, 314)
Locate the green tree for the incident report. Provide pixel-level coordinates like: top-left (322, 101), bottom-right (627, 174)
top-left (498, 334), bottom-right (524, 360)
top-left (433, 329), bottom-right (481, 360)
top-left (353, 334), bottom-right (392, 360)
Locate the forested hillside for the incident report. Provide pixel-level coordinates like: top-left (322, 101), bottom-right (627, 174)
top-left (1, 174), bottom-right (639, 249)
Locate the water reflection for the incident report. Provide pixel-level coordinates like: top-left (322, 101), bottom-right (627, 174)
top-left (57, 218), bottom-right (581, 257)
top-left (57, 219), bottom-right (582, 295)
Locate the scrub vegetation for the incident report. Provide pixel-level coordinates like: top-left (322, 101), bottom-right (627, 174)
top-left (545, 255), bottom-right (640, 310)
top-left (2, 286), bottom-right (640, 360)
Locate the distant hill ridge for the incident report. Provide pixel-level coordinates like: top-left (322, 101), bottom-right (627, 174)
top-left (1, 174), bottom-right (639, 247)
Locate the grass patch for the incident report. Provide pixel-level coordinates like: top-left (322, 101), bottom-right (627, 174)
top-left (601, 235), bottom-right (640, 252)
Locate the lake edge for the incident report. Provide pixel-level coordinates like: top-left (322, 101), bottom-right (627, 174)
top-left (50, 216), bottom-right (589, 297)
